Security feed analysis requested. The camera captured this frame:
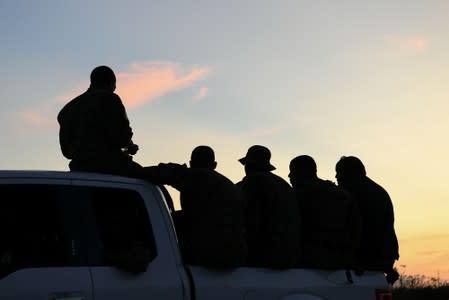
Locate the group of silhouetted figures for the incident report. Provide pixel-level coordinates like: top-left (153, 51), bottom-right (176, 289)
top-left (57, 66), bottom-right (400, 284)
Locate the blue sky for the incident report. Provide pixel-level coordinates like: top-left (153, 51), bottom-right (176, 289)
top-left (2, 0), bottom-right (449, 279)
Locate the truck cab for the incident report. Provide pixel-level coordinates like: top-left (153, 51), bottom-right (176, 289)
top-left (0, 171), bottom-right (391, 300)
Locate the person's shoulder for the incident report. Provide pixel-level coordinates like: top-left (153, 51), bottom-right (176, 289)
top-left (317, 178), bottom-right (337, 187)
top-left (270, 172), bottom-right (284, 180)
top-left (86, 88), bottom-right (118, 98)
top-left (57, 91), bottom-right (89, 121)
top-left (213, 170), bottom-right (236, 184)
top-left (111, 92), bottom-right (122, 101)
top-left (256, 172), bottom-right (293, 192)
top-left (94, 90), bottom-right (121, 100)
top-left (195, 168), bottom-right (232, 183)
top-left (367, 178), bottom-right (392, 202)
top-left (93, 91), bottom-right (125, 109)
top-left (109, 92), bottom-right (125, 106)
top-left (317, 179), bottom-right (352, 199)
top-left (364, 177), bottom-right (389, 194)
top-left (272, 172), bottom-right (292, 186)
top-left (313, 178), bottom-right (337, 191)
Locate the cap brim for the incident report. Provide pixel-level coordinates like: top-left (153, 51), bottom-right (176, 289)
top-left (239, 157), bottom-right (276, 171)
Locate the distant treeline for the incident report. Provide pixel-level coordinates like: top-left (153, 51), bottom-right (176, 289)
top-left (393, 273), bottom-right (449, 300)
top-left (394, 272), bottom-right (448, 289)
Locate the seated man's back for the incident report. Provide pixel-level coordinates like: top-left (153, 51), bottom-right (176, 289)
top-left (238, 145), bottom-right (299, 269)
top-left (289, 155), bottom-right (362, 269)
top-left (297, 179), bottom-right (361, 269)
top-left (57, 66), bottom-right (143, 178)
top-left (146, 163), bottom-right (248, 268)
top-left (239, 171), bottom-right (299, 268)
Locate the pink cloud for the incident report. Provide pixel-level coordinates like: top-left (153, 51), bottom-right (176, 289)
top-left (12, 61), bottom-right (210, 135)
top-left (193, 87), bottom-right (209, 102)
top-left (384, 35), bottom-right (429, 56)
top-left (116, 62), bottom-right (209, 108)
top-left (14, 110), bottom-right (55, 135)
top-left (55, 62), bottom-right (210, 108)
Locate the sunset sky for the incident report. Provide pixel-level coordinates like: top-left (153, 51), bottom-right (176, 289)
top-left (2, 0), bottom-right (449, 280)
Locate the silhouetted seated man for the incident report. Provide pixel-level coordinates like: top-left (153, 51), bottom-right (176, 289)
top-left (237, 145), bottom-right (299, 269)
top-left (145, 162), bottom-right (247, 268)
top-left (289, 155), bottom-right (362, 270)
top-left (57, 65), bottom-right (143, 178)
top-left (173, 146), bottom-right (218, 255)
top-left (57, 66), bottom-right (175, 213)
top-left (335, 156), bottom-right (399, 284)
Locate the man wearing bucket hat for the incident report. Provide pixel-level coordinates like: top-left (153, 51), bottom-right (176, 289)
top-left (237, 145), bottom-right (299, 268)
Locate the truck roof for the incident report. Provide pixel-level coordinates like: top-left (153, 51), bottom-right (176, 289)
top-left (0, 170), bottom-right (146, 185)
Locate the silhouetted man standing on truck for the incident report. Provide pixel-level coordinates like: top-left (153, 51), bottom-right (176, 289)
top-left (57, 65), bottom-right (143, 178)
top-left (335, 156), bottom-right (399, 284)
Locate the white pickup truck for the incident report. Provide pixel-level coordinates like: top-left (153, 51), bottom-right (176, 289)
top-left (0, 170), bottom-right (392, 300)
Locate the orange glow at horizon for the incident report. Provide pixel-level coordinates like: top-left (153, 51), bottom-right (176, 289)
top-left (396, 233), bottom-right (449, 281)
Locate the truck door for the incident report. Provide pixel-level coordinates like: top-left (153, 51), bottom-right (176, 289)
top-left (80, 185), bottom-right (185, 300)
top-left (0, 184), bottom-right (93, 300)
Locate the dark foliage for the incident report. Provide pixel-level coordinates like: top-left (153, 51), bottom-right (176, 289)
top-left (393, 286), bottom-right (449, 300)
top-left (393, 271), bottom-right (449, 300)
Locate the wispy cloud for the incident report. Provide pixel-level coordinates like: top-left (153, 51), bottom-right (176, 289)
top-left (193, 87), bottom-right (209, 102)
top-left (14, 110), bottom-right (55, 135)
top-left (117, 62), bottom-right (210, 108)
top-left (14, 61), bottom-right (210, 134)
top-left (384, 35), bottom-right (429, 57)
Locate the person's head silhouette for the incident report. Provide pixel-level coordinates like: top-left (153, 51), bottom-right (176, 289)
top-left (189, 145), bottom-right (217, 170)
top-left (239, 145), bottom-right (276, 174)
top-left (90, 65), bottom-right (116, 92)
top-left (335, 156), bottom-right (366, 187)
top-left (288, 155), bottom-right (317, 186)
